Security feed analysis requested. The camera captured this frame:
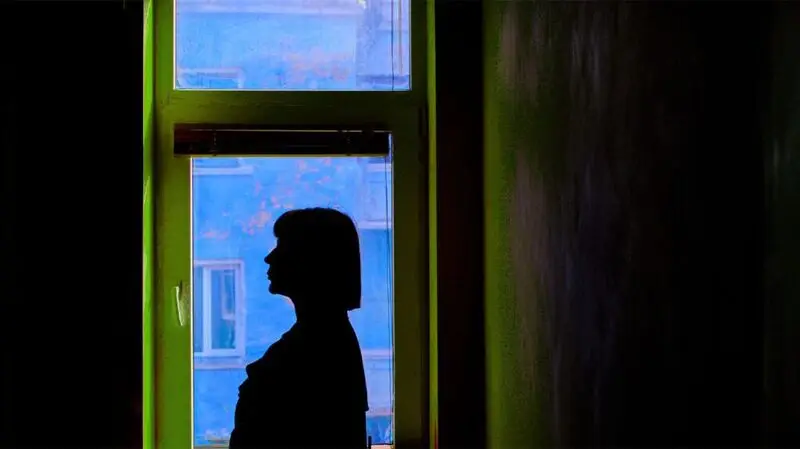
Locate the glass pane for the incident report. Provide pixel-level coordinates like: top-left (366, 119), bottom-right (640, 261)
top-left (175, 0), bottom-right (410, 91)
top-left (192, 156), bottom-right (394, 447)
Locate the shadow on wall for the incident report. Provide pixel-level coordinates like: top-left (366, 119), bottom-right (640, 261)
top-left (486, 1), bottom-right (799, 446)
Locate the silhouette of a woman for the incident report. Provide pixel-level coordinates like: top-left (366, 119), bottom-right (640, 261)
top-left (229, 208), bottom-right (369, 449)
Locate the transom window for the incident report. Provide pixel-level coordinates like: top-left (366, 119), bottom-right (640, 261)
top-left (175, 0), bottom-right (410, 91)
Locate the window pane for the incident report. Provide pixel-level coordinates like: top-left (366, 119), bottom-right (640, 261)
top-left (175, 0), bottom-right (410, 91)
top-left (192, 156), bottom-right (394, 446)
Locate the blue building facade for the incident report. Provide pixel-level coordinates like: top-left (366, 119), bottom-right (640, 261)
top-left (191, 156), bottom-right (394, 446)
top-left (175, 0), bottom-right (410, 90)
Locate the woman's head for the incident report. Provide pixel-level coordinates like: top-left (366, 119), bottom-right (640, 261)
top-left (264, 208), bottom-right (362, 312)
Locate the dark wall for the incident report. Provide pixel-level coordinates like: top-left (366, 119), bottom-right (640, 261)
top-left (434, 1), bottom-right (486, 449)
top-left (10, 2), bottom-right (143, 447)
top-left (486, 2), bottom-right (798, 447)
top-left (763, 3), bottom-right (800, 445)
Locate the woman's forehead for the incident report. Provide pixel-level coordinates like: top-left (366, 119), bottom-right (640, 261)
top-left (274, 236), bottom-right (311, 247)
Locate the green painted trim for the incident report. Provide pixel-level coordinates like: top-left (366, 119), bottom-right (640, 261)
top-left (425, 0), bottom-right (437, 448)
top-left (143, 0), bottom-right (156, 448)
top-left (154, 125), bottom-right (192, 449)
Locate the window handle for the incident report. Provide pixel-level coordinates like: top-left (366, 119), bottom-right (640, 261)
top-left (175, 280), bottom-right (189, 327)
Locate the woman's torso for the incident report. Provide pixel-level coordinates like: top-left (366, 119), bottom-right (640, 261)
top-left (229, 318), bottom-right (368, 449)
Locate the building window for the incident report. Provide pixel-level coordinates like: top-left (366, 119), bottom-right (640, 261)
top-left (359, 161), bottom-right (392, 229)
top-left (193, 261), bottom-right (246, 357)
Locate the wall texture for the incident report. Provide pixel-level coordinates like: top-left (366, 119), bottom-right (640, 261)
top-left (485, 2), bottom-right (797, 447)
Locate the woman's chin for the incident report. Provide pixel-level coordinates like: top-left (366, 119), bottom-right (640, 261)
top-left (268, 283), bottom-right (282, 295)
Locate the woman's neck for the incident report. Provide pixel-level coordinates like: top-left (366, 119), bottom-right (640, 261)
top-left (293, 303), bottom-right (348, 325)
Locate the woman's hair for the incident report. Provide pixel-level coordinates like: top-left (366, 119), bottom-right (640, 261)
top-left (273, 207), bottom-right (362, 311)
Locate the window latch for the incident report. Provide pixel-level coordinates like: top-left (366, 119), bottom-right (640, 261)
top-left (175, 280), bottom-right (190, 327)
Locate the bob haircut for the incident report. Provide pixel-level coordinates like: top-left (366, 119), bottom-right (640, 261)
top-left (272, 207), bottom-right (362, 311)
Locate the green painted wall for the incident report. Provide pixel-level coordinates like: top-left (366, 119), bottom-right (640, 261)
top-left (483, 2), bottom-right (552, 447)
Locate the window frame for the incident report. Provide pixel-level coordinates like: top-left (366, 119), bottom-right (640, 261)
top-left (152, 1), bottom-right (429, 445)
top-left (192, 260), bottom-right (246, 358)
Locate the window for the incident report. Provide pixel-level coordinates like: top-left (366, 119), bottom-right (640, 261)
top-left (190, 155), bottom-right (394, 446)
top-left (152, 0), bottom-right (426, 447)
top-left (193, 261), bottom-right (245, 358)
top-left (174, 0), bottom-right (410, 91)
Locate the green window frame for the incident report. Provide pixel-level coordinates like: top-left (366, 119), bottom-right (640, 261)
top-left (145, 0), bottom-right (430, 448)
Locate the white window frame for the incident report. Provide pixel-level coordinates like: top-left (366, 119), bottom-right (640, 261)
top-left (193, 260), bottom-right (247, 358)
